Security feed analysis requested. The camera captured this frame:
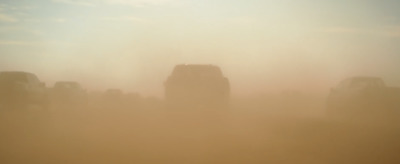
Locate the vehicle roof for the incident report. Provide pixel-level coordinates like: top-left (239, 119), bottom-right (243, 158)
top-left (176, 64), bottom-right (216, 67)
top-left (337, 76), bottom-right (386, 87)
top-left (172, 64), bottom-right (224, 77)
top-left (173, 64), bottom-right (222, 72)
top-left (174, 64), bottom-right (220, 68)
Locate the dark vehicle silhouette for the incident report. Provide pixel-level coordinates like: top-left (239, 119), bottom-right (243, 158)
top-left (164, 64), bottom-right (230, 109)
top-left (104, 89), bottom-right (123, 98)
top-left (51, 81), bottom-right (88, 106)
top-left (327, 76), bottom-right (400, 119)
top-left (0, 71), bottom-right (48, 110)
top-left (125, 92), bottom-right (143, 107)
top-left (103, 89), bottom-right (125, 104)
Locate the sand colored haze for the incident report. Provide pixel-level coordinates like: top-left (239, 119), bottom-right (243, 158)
top-left (1, 0), bottom-right (400, 164)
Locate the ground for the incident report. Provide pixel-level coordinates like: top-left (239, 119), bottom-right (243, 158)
top-left (0, 100), bottom-right (399, 164)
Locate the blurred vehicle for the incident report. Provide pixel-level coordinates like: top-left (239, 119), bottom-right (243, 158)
top-left (125, 92), bottom-right (142, 106)
top-left (51, 81), bottom-right (88, 106)
top-left (327, 76), bottom-right (400, 119)
top-left (0, 71), bottom-right (48, 110)
top-left (103, 89), bottom-right (124, 103)
top-left (164, 64), bottom-right (230, 109)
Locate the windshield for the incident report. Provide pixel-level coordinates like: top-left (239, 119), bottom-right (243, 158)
top-left (54, 82), bottom-right (80, 89)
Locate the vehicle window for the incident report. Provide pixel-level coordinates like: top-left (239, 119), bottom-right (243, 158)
top-left (191, 67), bottom-right (222, 77)
top-left (27, 74), bottom-right (40, 84)
top-left (172, 66), bottom-right (189, 76)
top-left (55, 82), bottom-right (80, 89)
top-left (350, 80), bottom-right (368, 88)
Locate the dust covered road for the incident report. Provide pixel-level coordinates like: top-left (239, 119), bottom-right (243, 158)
top-left (1, 104), bottom-right (400, 164)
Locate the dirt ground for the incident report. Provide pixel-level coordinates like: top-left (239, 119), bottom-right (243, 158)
top-left (1, 100), bottom-right (400, 164)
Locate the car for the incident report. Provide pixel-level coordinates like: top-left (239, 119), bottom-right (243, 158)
top-left (164, 64), bottom-right (230, 109)
top-left (0, 71), bottom-right (48, 110)
top-left (103, 89), bottom-right (124, 103)
top-left (51, 81), bottom-right (88, 106)
top-left (327, 76), bottom-right (400, 119)
top-left (104, 89), bottom-right (123, 98)
top-left (125, 92), bottom-right (143, 107)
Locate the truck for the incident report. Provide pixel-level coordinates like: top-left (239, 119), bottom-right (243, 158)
top-left (50, 81), bottom-right (88, 107)
top-left (164, 64), bottom-right (230, 109)
top-left (326, 76), bottom-right (400, 119)
top-left (0, 71), bottom-right (48, 110)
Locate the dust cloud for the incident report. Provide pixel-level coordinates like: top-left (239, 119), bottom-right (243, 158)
top-left (1, 67), bottom-right (400, 164)
top-left (2, 0), bottom-right (400, 163)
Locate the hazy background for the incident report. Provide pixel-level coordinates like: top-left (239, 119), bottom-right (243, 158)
top-left (2, 1), bottom-right (400, 164)
top-left (1, 0), bottom-right (400, 96)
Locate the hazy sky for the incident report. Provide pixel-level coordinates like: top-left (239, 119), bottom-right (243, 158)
top-left (0, 0), bottom-right (399, 96)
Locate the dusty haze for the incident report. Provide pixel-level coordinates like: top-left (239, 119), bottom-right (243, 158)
top-left (1, 0), bottom-right (400, 96)
top-left (1, 0), bottom-right (400, 164)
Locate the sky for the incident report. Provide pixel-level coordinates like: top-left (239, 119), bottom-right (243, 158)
top-left (0, 0), bottom-right (399, 96)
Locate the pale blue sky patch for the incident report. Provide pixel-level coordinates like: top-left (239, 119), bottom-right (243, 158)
top-left (51, 0), bottom-right (96, 7)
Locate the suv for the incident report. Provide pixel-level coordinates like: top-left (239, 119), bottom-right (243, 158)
top-left (51, 81), bottom-right (88, 106)
top-left (327, 76), bottom-right (399, 118)
top-left (104, 89), bottom-right (124, 101)
top-left (0, 71), bottom-right (48, 110)
top-left (164, 64), bottom-right (230, 109)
